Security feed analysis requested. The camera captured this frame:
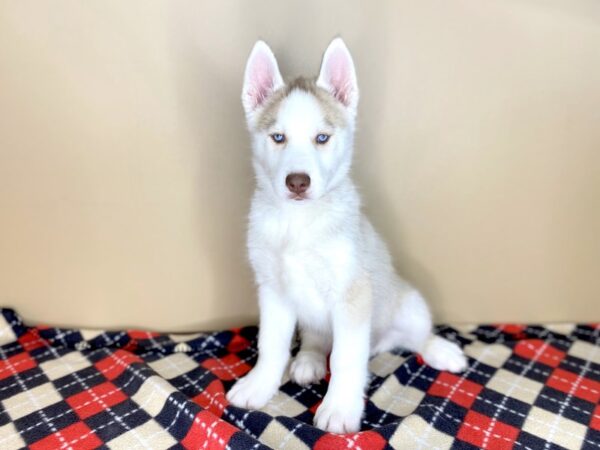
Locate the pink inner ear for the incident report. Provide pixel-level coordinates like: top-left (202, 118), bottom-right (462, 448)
top-left (247, 52), bottom-right (277, 109)
top-left (324, 48), bottom-right (353, 106)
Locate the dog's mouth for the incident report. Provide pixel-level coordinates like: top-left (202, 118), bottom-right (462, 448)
top-left (288, 193), bottom-right (308, 201)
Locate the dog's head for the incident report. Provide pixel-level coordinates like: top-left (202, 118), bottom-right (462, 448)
top-left (242, 38), bottom-right (359, 202)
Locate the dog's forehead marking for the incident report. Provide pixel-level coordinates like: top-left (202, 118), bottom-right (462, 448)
top-left (255, 77), bottom-right (347, 130)
top-left (278, 91), bottom-right (326, 135)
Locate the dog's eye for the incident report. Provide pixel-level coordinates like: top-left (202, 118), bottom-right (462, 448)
top-left (315, 133), bottom-right (330, 145)
top-left (270, 133), bottom-right (286, 144)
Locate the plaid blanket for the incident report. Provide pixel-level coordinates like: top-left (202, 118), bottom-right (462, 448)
top-left (0, 308), bottom-right (598, 449)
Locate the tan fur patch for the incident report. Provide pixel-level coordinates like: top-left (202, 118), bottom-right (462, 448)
top-left (344, 272), bottom-right (373, 325)
top-left (255, 77), bottom-right (347, 130)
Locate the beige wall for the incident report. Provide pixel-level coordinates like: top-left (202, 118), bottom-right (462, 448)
top-left (1, 1), bottom-right (599, 331)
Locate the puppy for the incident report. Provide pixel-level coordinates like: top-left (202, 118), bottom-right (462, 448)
top-left (226, 38), bottom-right (467, 434)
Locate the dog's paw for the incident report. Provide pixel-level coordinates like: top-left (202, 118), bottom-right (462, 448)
top-left (314, 394), bottom-right (364, 434)
top-left (422, 336), bottom-right (468, 373)
top-left (290, 351), bottom-right (327, 386)
top-left (226, 370), bottom-right (278, 410)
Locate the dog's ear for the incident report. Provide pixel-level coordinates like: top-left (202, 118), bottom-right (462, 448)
top-left (242, 41), bottom-right (284, 119)
top-left (317, 38), bottom-right (359, 116)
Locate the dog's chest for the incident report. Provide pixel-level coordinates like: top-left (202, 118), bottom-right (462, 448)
top-left (272, 242), bottom-right (336, 328)
top-left (258, 228), bottom-right (339, 295)
top-left (249, 207), bottom-right (355, 326)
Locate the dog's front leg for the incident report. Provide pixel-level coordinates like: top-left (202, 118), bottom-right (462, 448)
top-left (314, 275), bottom-right (371, 433)
top-left (227, 285), bottom-right (296, 409)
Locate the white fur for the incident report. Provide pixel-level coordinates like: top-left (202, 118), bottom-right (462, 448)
top-left (227, 38), bottom-right (467, 434)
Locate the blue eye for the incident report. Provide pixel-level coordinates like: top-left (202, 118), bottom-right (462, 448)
top-left (315, 133), bottom-right (330, 144)
top-left (270, 133), bottom-right (286, 144)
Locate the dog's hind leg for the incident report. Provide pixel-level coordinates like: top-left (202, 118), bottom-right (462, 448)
top-left (375, 289), bottom-right (467, 373)
top-left (289, 327), bottom-right (331, 386)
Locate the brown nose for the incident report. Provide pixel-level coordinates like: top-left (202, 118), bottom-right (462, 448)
top-left (285, 173), bottom-right (311, 195)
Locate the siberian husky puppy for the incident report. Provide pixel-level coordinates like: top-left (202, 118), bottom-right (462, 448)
top-left (226, 38), bottom-right (467, 433)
